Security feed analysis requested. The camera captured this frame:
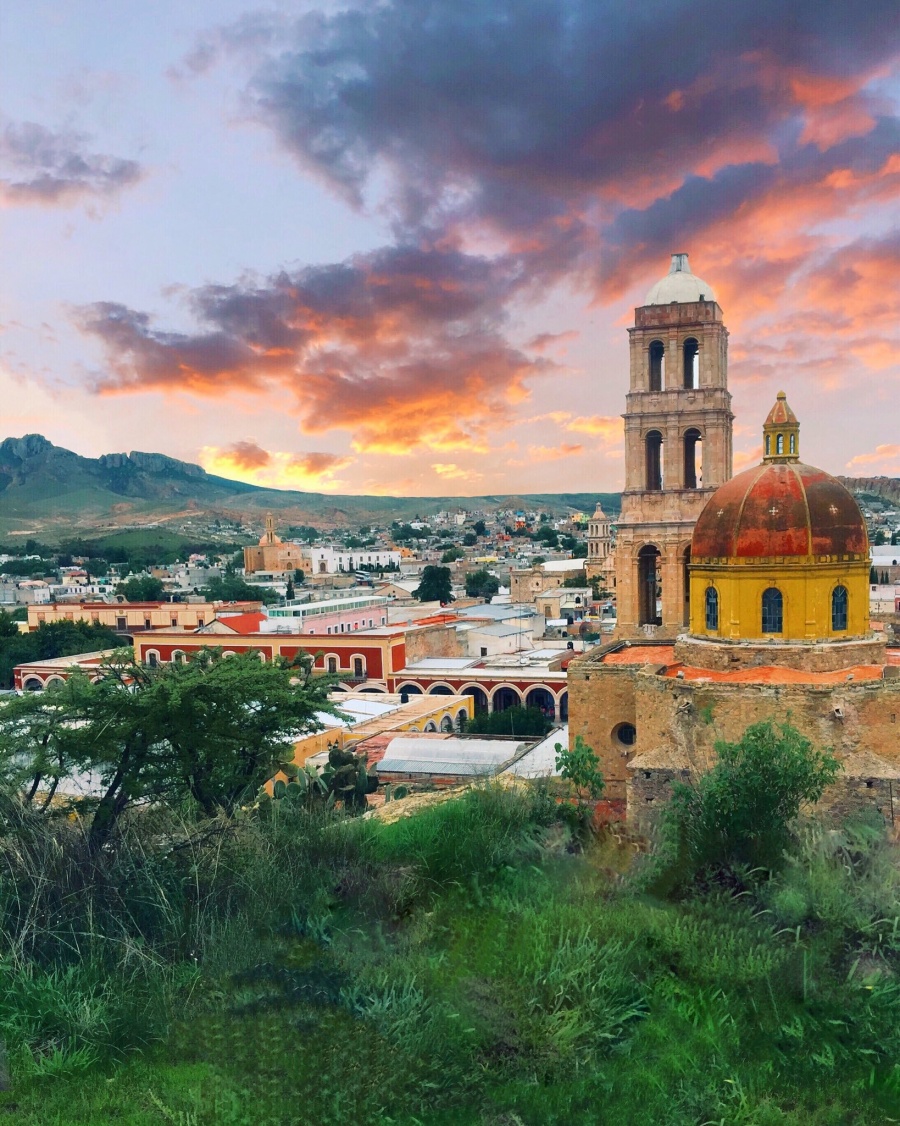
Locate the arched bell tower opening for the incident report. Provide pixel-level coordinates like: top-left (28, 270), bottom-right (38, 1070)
top-left (683, 428), bottom-right (702, 489)
top-left (645, 430), bottom-right (664, 490)
top-left (637, 545), bottom-right (661, 626)
top-left (615, 253), bottom-right (733, 638)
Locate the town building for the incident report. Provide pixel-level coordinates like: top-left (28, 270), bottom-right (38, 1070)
top-left (24, 600), bottom-right (260, 634)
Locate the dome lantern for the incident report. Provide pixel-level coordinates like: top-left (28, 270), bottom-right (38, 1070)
top-left (763, 391), bottom-right (799, 462)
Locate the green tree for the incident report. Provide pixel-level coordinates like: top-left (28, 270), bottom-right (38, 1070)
top-left (118, 575), bottom-right (165, 601)
top-left (660, 721), bottom-right (840, 886)
top-left (202, 575), bottom-right (279, 604)
top-left (441, 547), bottom-right (464, 563)
top-left (473, 519), bottom-right (486, 536)
top-left (0, 650), bottom-right (336, 848)
top-left (285, 578), bottom-right (295, 601)
top-left (555, 736), bottom-right (606, 808)
top-left (414, 566), bottom-right (453, 603)
top-left (467, 706), bottom-right (551, 738)
top-left (465, 569), bottom-right (500, 602)
top-left (561, 570), bottom-right (589, 587)
top-left (463, 532), bottom-right (478, 547)
top-left (874, 528), bottom-right (888, 545)
top-left (0, 619), bottom-right (121, 690)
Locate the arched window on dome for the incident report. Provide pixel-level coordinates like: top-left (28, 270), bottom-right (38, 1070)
top-left (765, 435), bottom-right (771, 456)
top-left (789, 433), bottom-right (796, 455)
top-left (832, 585), bottom-right (848, 632)
top-left (762, 588), bottom-right (783, 634)
top-left (705, 586), bottom-right (718, 631)
top-left (776, 434), bottom-right (784, 455)
top-left (683, 338), bottom-right (699, 389)
top-left (645, 431), bottom-right (664, 491)
top-left (648, 341), bottom-right (665, 392)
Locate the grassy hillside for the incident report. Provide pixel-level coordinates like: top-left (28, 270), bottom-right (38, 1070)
top-left (3, 786), bottom-right (900, 1124)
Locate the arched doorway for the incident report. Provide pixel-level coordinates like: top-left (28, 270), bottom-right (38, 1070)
top-left (525, 686), bottom-right (555, 719)
top-left (462, 685), bottom-right (489, 714)
top-left (638, 545), bottom-right (661, 626)
top-left (492, 686), bottom-right (522, 713)
top-left (427, 684), bottom-right (454, 695)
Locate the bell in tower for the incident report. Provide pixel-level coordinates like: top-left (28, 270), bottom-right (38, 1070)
top-left (613, 253), bottom-right (734, 638)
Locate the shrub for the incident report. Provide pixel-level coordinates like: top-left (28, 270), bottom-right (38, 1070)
top-left (655, 721), bottom-right (840, 890)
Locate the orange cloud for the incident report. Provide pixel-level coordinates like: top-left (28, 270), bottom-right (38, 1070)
top-left (846, 444), bottom-right (900, 473)
top-left (526, 442), bottom-right (584, 462)
top-left (200, 445), bottom-right (354, 490)
top-left (565, 415), bottom-right (622, 441)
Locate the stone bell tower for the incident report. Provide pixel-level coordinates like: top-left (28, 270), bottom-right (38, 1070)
top-left (614, 253), bottom-right (733, 637)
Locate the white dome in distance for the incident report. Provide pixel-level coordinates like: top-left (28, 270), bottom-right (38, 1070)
top-left (643, 253), bottom-right (716, 305)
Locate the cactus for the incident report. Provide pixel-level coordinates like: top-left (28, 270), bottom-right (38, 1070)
top-left (267, 744), bottom-right (379, 812)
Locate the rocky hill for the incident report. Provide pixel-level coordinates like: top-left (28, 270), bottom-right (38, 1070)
top-left (0, 434), bottom-right (616, 538)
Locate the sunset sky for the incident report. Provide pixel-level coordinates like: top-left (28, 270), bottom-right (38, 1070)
top-left (2, 1), bottom-right (899, 497)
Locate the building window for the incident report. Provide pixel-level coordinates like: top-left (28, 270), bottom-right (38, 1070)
top-left (789, 433), bottom-right (796, 454)
top-left (776, 434), bottom-right (784, 455)
top-left (762, 588), bottom-right (783, 633)
top-left (765, 435), bottom-right (771, 455)
top-left (353, 658), bottom-right (364, 678)
top-left (705, 587), bottom-right (719, 631)
top-left (832, 585), bottom-right (848, 631)
top-left (614, 722), bottom-right (637, 747)
top-left (327, 657), bottom-right (337, 674)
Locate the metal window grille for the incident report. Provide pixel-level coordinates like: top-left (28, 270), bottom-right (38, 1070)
top-left (762, 588), bottom-right (783, 633)
top-left (832, 585), bottom-right (848, 631)
top-left (705, 587), bottom-right (719, 630)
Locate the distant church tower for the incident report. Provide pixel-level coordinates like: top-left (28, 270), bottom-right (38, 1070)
top-left (585, 501), bottom-right (612, 580)
top-left (614, 253), bottom-right (733, 637)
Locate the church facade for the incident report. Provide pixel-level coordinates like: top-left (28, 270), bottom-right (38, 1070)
top-left (569, 254), bottom-right (900, 826)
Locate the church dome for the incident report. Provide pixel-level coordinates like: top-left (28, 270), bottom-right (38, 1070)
top-left (691, 461), bottom-right (868, 561)
top-left (687, 390), bottom-right (870, 648)
top-left (643, 252), bottom-right (716, 306)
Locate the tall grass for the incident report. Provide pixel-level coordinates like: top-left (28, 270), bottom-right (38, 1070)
top-left (2, 785), bottom-right (900, 1123)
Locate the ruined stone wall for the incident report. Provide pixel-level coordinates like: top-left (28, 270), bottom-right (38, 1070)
top-left (633, 672), bottom-right (900, 777)
top-left (567, 661), bottom-right (642, 799)
top-left (404, 623), bottom-right (467, 663)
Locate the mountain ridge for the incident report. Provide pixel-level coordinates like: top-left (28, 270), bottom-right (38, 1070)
top-left (0, 434), bottom-right (619, 537)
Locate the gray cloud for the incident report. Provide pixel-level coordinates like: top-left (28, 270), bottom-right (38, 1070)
top-left (0, 121), bottom-right (142, 207)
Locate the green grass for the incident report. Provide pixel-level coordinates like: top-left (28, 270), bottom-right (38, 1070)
top-left (2, 790), bottom-right (900, 1124)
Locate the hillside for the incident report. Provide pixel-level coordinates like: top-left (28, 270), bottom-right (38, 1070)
top-left (0, 434), bottom-right (619, 539)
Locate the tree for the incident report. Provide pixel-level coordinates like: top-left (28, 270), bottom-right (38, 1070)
top-left (463, 532), bottom-right (478, 547)
top-left (0, 650), bottom-right (337, 848)
top-left (441, 547), bottom-right (464, 563)
top-left (0, 619), bottom-right (121, 690)
top-left (473, 520), bottom-right (486, 537)
top-left (555, 736), bottom-right (606, 809)
top-left (285, 578), bottom-right (295, 601)
top-left (874, 528), bottom-right (888, 546)
top-left (561, 570), bottom-right (589, 587)
top-left (119, 575), bottom-right (165, 601)
top-left (465, 569), bottom-right (500, 602)
top-left (294, 568), bottom-right (306, 585)
top-left (660, 721), bottom-right (840, 885)
top-left (414, 566), bottom-right (453, 603)
top-left (467, 706), bottom-right (551, 738)
top-left (202, 575), bottom-right (279, 605)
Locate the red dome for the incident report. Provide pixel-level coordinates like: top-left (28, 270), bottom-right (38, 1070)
top-left (692, 462), bottom-right (868, 560)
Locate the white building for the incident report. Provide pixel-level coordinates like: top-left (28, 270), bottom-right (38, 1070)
top-left (304, 545), bottom-right (401, 575)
